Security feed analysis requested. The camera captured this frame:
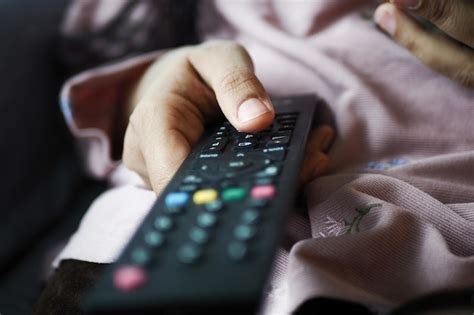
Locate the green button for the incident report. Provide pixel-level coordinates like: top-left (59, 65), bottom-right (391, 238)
top-left (222, 187), bottom-right (246, 202)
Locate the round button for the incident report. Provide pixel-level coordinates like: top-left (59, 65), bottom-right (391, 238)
top-left (154, 216), bottom-right (173, 231)
top-left (251, 185), bottom-right (276, 200)
top-left (227, 241), bottom-right (248, 261)
top-left (189, 227), bottom-right (210, 244)
top-left (196, 212), bottom-right (217, 228)
top-left (234, 224), bottom-right (256, 241)
top-left (113, 265), bottom-right (147, 292)
top-left (131, 248), bottom-right (151, 265)
top-left (144, 231), bottom-right (164, 247)
top-left (222, 187), bottom-right (247, 202)
top-left (177, 243), bottom-right (202, 264)
top-left (205, 199), bottom-right (224, 212)
top-left (241, 209), bottom-right (260, 224)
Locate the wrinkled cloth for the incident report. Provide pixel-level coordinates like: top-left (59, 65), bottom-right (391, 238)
top-left (54, 0), bottom-right (474, 314)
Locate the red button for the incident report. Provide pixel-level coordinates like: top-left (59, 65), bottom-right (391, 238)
top-left (251, 185), bottom-right (276, 199)
top-left (113, 265), bottom-right (147, 292)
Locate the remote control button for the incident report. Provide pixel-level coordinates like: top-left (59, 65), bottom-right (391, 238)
top-left (221, 160), bottom-right (253, 171)
top-left (205, 199), bottom-right (224, 212)
top-left (154, 216), bottom-right (173, 231)
top-left (234, 224), bottom-right (257, 241)
top-left (193, 189), bottom-right (218, 205)
top-left (227, 241), bottom-right (248, 261)
top-left (256, 165), bottom-right (281, 177)
top-left (177, 243), bottom-right (202, 264)
top-left (234, 152), bottom-right (247, 158)
top-left (203, 139), bottom-right (227, 153)
top-left (179, 184), bottom-right (198, 193)
top-left (131, 248), bottom-right (151, 265)
top-left (233, 140), bottom-right (256, 151)
top-left (114, 265), bottom-right (147, 292)
top-left (189, 227), bottom-right (210, 244)
top-left (199, 153), bottom-right (221, 159)
top-left (264, 158), bottom-right (273, 165)
top-left (144, 231), bottom-right (164, 248)
top-left (271, 134), bottom-right (291, 142)
top-left (266, 139), bottom-right (289, 148)
top-left (241, 209), bottom-right (260, 224)
top-left (262, 146), bottom-right (286, 161)
top-left (199, 165), bottom-right (210, 172)
top-left (196, 212), bottom-right (217, 228)
top-left (251, 185), bottom-right (276, 199)
top-left (236, 133), bottom-right (257, 140)
top-left (164, 192), bottom-right (189, 213)
top-left (182, 175), bottom-right (203, 184)
top-left (222, 187), bottom-right (247, 202)
top-left (278, 125), bottom-right (293, 132)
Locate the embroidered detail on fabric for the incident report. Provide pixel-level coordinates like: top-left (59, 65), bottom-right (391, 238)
top-left (319, 203), bottom-right (383, 238)
top-left (367, 158), bottom-right (410, 170)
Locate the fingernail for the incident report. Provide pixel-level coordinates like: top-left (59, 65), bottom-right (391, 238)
top-left (374, 6), bottom-right (397, 36)
top-left (393, 0), bottom-right (422, 10)
top-left (238, 98), bottom-right (270, 123)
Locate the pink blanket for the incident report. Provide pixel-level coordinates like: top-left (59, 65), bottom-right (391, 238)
top-left (55, 1), bottom-right (474, 313)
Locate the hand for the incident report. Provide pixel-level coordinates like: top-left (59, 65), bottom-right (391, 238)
top-left (374, 0), bottom-right (474, 88)
top-left (123, 41), bottom-right (334, 194)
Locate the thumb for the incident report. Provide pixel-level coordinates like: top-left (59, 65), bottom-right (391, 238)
top-left (188, 41), bottom-right (275, 132)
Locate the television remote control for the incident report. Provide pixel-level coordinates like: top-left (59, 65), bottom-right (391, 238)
top-left (84, 95), bottom-right (320, 314)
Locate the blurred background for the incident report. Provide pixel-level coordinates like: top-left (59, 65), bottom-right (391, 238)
top-left (0, 1), bottom-right (197, 313)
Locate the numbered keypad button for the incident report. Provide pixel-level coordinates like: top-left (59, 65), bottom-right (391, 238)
top-left (154, 216), bottom-right (173, 231)
top-left (177, 244), bottom-right (202, 264)
top-left (227, 241), bottom-right (248, 261)
top-left (234, 224), bottom-right (257, 241)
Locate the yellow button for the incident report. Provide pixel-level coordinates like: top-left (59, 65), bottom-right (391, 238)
top-left (193, 189), bottom-right (218, 205)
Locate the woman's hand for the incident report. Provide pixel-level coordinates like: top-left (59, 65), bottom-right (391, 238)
top-left (375, 0), bottom-right (474, 88)
top-left (123, 41), bottom-right (334, 194)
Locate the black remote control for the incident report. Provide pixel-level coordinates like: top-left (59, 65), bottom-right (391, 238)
top-left (84, 95), bottom-right (320, 314)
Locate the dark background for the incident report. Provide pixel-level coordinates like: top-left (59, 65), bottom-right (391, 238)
top-left (0, 1), bottom-right (106, 314)
top-left (0, 1), bottom-right (198, 313)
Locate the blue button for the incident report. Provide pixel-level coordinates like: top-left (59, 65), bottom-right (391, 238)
top-left (165, 192), bottom-right (189, 209)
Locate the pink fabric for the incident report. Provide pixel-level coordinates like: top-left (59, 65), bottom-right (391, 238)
top-left (56, 0), bottom-right (474, 313)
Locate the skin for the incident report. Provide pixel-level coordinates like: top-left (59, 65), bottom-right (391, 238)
top-left (375, 0), bottom-right (474, 88)
top-left (124, 0), bottom-right (473, 195)
top-left (123, 42), bottom-right (334, 194)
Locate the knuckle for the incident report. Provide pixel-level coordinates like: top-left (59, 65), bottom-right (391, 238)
top-left (423, 0), bottom-right (451, 26)
top-left (218, 69), bottom-right (257, 95)
top-left (453, 59), bottom-right (474, 88)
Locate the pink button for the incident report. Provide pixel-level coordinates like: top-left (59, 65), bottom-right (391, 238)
top-left (251, 185), bottom-right (276, 199)
top-left (113, 265), bottom-right (147, 292)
